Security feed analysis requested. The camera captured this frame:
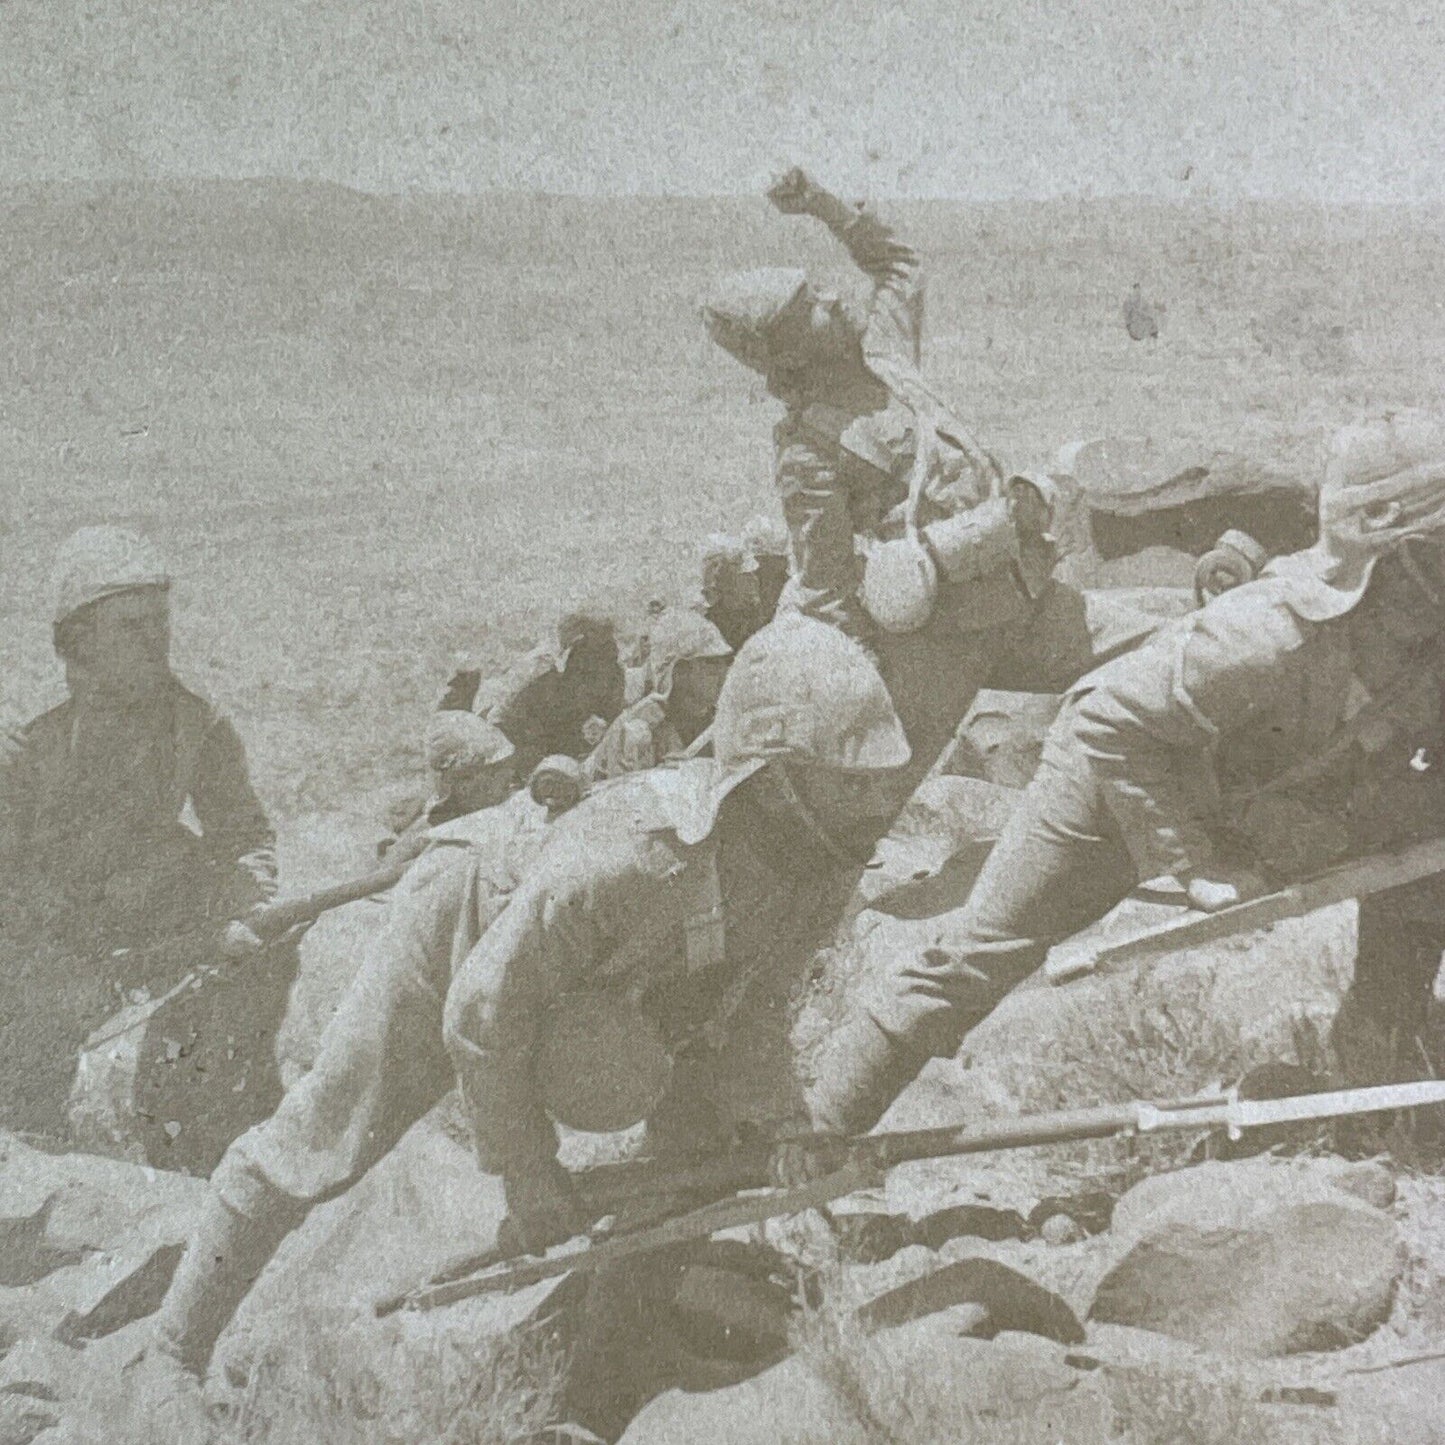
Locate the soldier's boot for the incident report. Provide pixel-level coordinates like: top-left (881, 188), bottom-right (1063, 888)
top-left (150, 1191), bottom-right (295, 1377)
top-left (806, 1013), bottom-right (930, 1137)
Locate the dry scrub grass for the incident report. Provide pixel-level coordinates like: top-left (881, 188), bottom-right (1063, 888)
top-left (189, 1325), bottom-right (564, 1445)
top-left (786, 1283), bottom-right (1392, 1445)
top-left (993, 970), bottom-right (1337, 1195)
top-left (223, 1328), bottom-right (565, 1445)
top-left (78, 1313), bottom-right (568, 1445)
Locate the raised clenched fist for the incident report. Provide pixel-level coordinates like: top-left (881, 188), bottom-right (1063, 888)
top-left (766, 167), bottom-right (819, 215)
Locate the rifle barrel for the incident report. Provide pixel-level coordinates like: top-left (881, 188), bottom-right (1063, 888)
top-left (381, 1079), bottom-right (1445, 1317)
top-left (870, 1100), bottom-right (1155, 1167)
top-left (252, 860), bottom-right (411, 940)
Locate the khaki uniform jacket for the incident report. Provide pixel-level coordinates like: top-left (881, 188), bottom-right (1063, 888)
top-left (0, 676), bottom-right (276, 907)
top-left (1066, 576), bottom-right (1445, 883)
top-left (774, 207), bottom-right (1003, 634)
top-left (439, 763), bottom-right (856, 1177)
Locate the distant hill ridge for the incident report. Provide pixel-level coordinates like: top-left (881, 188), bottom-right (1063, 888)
top-left (4, 177), bottom-right (1443, 271)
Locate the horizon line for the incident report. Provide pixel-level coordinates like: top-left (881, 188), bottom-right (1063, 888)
top-left (1, 174), bottom-right (1443, 212)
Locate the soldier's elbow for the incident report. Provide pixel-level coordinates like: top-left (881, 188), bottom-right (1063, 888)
top-left (441, 990), bottom-right (484, 1067)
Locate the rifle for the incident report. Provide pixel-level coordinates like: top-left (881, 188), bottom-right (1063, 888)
top-left (375, 1076), bottom-right (1445, 1317)
top-left (76, 859), bottom-right (415, 1054)
top-left (1045, 835), bottom-right (1445, 986)
top-left (246, 856), bottom-right (414, 943)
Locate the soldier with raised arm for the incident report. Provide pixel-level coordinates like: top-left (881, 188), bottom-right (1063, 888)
top-left (702, 168), bottom-right (1180, 787)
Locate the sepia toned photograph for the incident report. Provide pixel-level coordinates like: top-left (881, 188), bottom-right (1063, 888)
top-left (4, 1), bottom-right (1445, 1439)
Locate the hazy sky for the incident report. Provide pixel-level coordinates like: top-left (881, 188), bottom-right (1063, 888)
top-left (2, 0), bottom-right (1441, 201)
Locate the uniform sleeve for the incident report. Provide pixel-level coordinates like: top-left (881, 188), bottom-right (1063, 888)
top-left (441, 826), bottom-right (664, 1177)
top-left (774, 415), bottom-right (869, 637)
top-left (816, 195), bottom-right (923, 369)
top-left (1068, 604), bottom-right (1308, 881)
top-left (191, 713), bottom-right (278, 900)
top-left (819, 196), bottom-right (1001, 505)
top-left (583, 711), bottom-right (661, 783)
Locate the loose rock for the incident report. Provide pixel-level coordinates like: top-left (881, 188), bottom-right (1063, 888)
top-left (858, 1257), bottom-right (1085, 1344)
top-left (1090, 1157), bottom-right (1404, 1356)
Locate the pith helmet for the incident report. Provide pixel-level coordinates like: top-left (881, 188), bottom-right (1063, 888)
top-left (51, 526), bottom-right (170, 629)
top-left (712, 613), bottom-right (910, 777)
top-left (1268, 412), bottom-right (1445, 620)
top-left (699, 532), bottom-right (758, 602)
top-left (528, 754), bottom-right (586, 816)
top-left (646, 608), bottom-right (732, 699)
top-left (701, 268), bottom-right (809, 376)
top-left (424, 712), bottom-right (516, 777)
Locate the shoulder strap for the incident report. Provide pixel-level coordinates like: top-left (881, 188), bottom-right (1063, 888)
top-left (680, 841), bottom-right (726, 974)
top-left (797, 401), bottom-right (908, 477)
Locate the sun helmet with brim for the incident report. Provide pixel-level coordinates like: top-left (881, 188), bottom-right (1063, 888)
top-left (528, 754), bottom-right (587, 815)
top-left (1265, 413), bottom-right (1445, 622)
top-left (701, 268), bottom-right (810, 376)
top-left (651, 615), bottom-right (908, 845)
top-left (50, 526), bottom-right (171, 631)
top-left (702, 611), bottom-right (907, 818)
top-left (423, 713), bottom-right (516, 803)
top-left (646, 608), bottom-right (733, 700)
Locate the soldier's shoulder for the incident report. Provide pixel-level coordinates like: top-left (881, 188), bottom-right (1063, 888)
top-left (1, 694), bottom-right (81, 762)
top-left (545, 763), bottom-right (718, 856)
top-left (553, 768), bottom-right (677, 837)
top-left (1190, 576), bottom-right (1317, 656)
top-left (496, 778), bottom-right (676, 902)
top-left (10, 696), bottom-right (74, 740)
top-left (166, 676), bottom-right (230, 725)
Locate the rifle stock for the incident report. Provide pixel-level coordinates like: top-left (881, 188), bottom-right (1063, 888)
top-left (249, 858), bottom-right (413, 941)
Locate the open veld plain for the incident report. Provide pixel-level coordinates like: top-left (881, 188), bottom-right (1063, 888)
top-left (3, 182), bottom-right (1445, 821)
